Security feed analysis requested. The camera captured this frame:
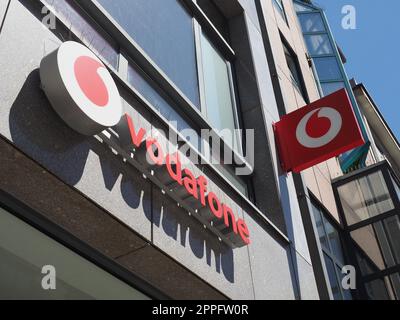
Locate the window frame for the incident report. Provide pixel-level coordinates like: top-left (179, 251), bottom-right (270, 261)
top-left (73, 0), bottom-right (248, 161)
top-left (310, 197), bottom-right (352, 300)
top-left (281, 36), bottom-right (310, 103)
top-left (333, 161), bottom-right (400, 299)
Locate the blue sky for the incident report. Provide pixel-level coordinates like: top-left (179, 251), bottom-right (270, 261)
top-left (314, 0), bottom-right (400, 141)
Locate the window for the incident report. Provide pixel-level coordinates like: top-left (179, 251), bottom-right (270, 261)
top-left (283, 42), bottom-right (308, 101)
top-left (298, 12), bottom-right (325, 32)
top-left (97, 0), bottom-right (201, 108)
top-left (390, 174), bottom-right (400, 201)
top-left (311, 200), bottom-right (352, 300)
top-left (313, 57), bottom-right (342, 81)
top-left (304, 34), bottom-right (334, 55)
top-left (273, 0), bottom-right (288, 23)
top-left (321, 82), bottom-right (345, 97)
top-left (45, 0), bottom-right (249, 196)
top-left (199, 31), bottom-right (239, 151)
top-left (97, 0), bottom-right (243, 154)
top-left (333, 164), bottom-right (400, 300)
top-left (337, 170), bottom-right (395, 226)
top-left (0, 207), bottom-right (149, 299)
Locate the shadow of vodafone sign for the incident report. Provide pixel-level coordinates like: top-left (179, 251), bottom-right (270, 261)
top-left (40, 41), bottom-right (250, 248)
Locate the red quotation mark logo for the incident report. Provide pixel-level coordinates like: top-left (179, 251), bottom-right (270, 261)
top-left (74, 56), bottom-right (109, 107)
top-left (296, 107), bottom-right (343, 148)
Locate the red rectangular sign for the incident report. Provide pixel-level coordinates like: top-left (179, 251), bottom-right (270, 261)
top-left (274, 89), bottom-right (365, 173)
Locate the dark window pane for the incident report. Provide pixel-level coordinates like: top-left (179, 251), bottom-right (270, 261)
top-left (384, 216), bottom-right (400, 264)
top-left (323, 216), bottom-right (345, 264)
top-left (283, 44), bottom-right (306, 99)
top-left (324, 254), bottom-right (342, 300)
top-left (355, 251), bottom-right (376, 276)
top-left (314, 57), bottom-right (342, 81)
top-left (311, 203), bottom-right (328, 250)
top-left (390, 174), bottom-right (400, 201)
top-left (365, 278), bottom-right (390, 300)
top-left (374, 221), bottom-right (396, 268)
top-left (196, 0), bottom-right (230, 42)
top-left (336, 264), bottom-right (352, 300)
top-left (390, 273), bottom-right (400, 300)
top-left (98, 0), bottom-right (200, 107)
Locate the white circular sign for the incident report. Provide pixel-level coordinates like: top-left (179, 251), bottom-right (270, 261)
top-left (40, 41), bottom-right (122, 135)
top-left (296, 107), bottom-right (343, 149)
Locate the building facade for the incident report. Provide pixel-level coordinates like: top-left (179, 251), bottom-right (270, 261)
top-left (0, 0), bottom-right (398, 300)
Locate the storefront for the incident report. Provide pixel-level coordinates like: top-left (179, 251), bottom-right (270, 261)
top-left (0, 0), bottom-right (322, 299)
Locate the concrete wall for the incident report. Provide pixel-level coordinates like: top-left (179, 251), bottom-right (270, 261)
top-left (0, 0), bottom-right (320, 299)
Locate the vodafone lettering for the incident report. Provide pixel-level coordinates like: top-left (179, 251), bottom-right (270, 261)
top-left (39, 41), bottom-right (250, 247)
top-left (122, 113), bottom-right (250, 246)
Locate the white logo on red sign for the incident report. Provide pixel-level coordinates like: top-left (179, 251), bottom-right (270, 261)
top-left (40, 41), bottom-right (122, 135)
top-left (295, 107), bottom-right (343, 149)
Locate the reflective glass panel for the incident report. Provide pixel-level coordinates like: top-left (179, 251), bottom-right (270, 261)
top-left (98, 0), bottom-right (200, 107)
top-left (298, 13), bottom-right (326, 32)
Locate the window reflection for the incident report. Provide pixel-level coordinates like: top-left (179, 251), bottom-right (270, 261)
top-left (304, 34), bottom-right (333, 55)
top-left (338, 171), bottom-right (395, 225)
top-left (298, 13), bottom-right (326, 32)
top-left (97, 0), bottom-right (200, 107)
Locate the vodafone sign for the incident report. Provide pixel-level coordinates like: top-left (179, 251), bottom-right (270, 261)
top-left (275, 89), bottom-right (365, 173)
top-left (40, 41), bottom-right (122, 135)
top-left (39, 41), bottom-right (250, 248)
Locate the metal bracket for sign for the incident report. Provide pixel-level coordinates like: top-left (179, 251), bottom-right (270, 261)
top-left (97, 129), bottom-right (240, 249)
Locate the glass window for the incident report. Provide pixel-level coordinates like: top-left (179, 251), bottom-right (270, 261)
top-left (294, 2), bottom-right (314, 13)
top-left (273, 0), bottom-right (287, 22)
top-left (324, 216), bottom-right (345, 264)
top-left (283, 43), bottom-right (307, 99)
top-left (311, 203), bottom-right (328, 249)
top-left (355, 252), bottom-right (376, 276)
top-left (200, 32), bottom-right (239, 151)
top-left (390, 174), bottom-right (400, 201)
top-left (324, 254), bottom-right (342, 300)
top-left (312, 200), bottom-right (351, 299)
top-left (390, 273), bottom-right (400, 299)
top-left (374, 221), bottom-right (396, 268)
top-left (127, 63), bottom-right (199, 135)
top-left (384, 216), bottom-right (400, 264)
top-left (298, 13), bottom-right (326, 33)
top-left (365, 278), bottom-right (390, 300)
top-left (304, 34), bottom-right (334, 55)
top-left (321, 82), bottom-right (345, 97)
top-left (0, 207), bottom-right (149, 300)
top-left (314, 57), bottom-right (342, 81)
top-left (337, 171), bottom-right (395, 225)
top-left (97, 0), bottom-right (200, 107)
top-left (351, 225), bottom-right (386, 271)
